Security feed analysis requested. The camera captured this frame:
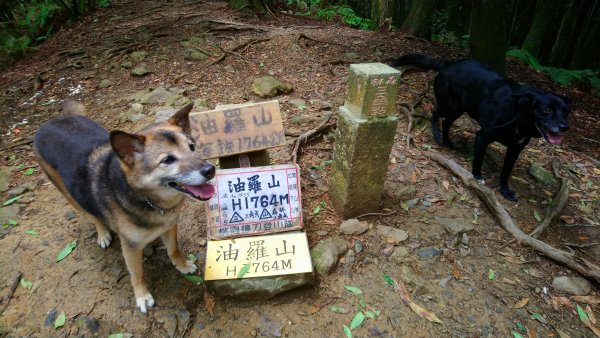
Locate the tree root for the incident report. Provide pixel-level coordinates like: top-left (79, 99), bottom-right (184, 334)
top-left (296, 33), bottom-right (349, 47)
top-left (398, 80), bottom-right (432, 148)
top-left (291, 113), bottom-right (337, 163)
top-left (428, 151), bottom-right (600, 284)
top-left (209, 37), bottom-right (271, 66)
top-left (529, 160), bottom-right (570, 238)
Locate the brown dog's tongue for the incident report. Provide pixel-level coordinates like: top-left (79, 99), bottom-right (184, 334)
top-left (547, 132), bottom-right (563, 145)
top-left (184, 184), bottom-right (215, 199)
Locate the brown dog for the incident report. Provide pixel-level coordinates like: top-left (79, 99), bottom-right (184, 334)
top-left (33, 101), bottom-right (215, 313)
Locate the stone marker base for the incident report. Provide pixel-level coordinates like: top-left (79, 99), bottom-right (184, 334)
top-left (206, 272), bottom-right (314, 299)
top-left (329, 106), bottom-right (398, 218)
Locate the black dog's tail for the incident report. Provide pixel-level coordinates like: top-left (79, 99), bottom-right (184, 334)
top-left (389, 54), bottom-right (447, 71)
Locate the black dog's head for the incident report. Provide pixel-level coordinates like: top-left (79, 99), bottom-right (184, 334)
top-left (513, 87), bottom-right (570, 144)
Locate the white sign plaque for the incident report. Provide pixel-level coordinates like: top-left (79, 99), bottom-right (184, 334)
top-left (206, 164), bottom-right (303, 239)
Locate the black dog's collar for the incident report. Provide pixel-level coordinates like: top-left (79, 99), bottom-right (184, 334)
top-left (144, 197), bottom-right (177, 215)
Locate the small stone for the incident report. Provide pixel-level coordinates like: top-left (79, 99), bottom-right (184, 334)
top-left (345, 249), bottom-right (356, 266)
top-left (528, 163), bottom-right (558, 186)
top-left (6, 181), bottom-right (37, 197)
top-left (131, 103), bottom-right (144, 113)
top-left (288, 98), bottom-right (306, 109)
top-left (354, 240), bottom-right (364, 253)
top-left (459, 247), bottom-right (470, 257)
top-left (224, 65), bottom-right (235, 73)
top-left (76, 316), bottom-right (100, 334)
top-left (310, 237), bottom-right (348, 275)
top-left (131, 66), bottom-right (153, 77)
top-left (64, 210), bottom-right (76, 221)
top-left (385, 182), bottom-right (416, 200)
top-left (44, 308), bottom-right (59, 326)
top-left (121, 61), bottom-right (133, 69)
top-left (524, 268), bottom-right (543, 278)
top-left (439, 276), bottom-right (452, 288)
top-left (552, 276), bottom-right (591, 295)
top-left (435, 216), bottom-right (474, 235)
top-left (462, 233), bottom-right (470, 245)
top-left (417, 247), bottom-right (441, 259)
top-left (140, 87), bottom-right (174, 104)
top-left (251, 76), bottom-right (293, 98)
top-left (315, 230), bottom-right (328, 237)
top-left (400, 265), bottom-right (424, 286)
top-left (129, 113), bottom-right (146, 122)
top-left (99, 79), bottom-right (113, 88)
top-left (339, 218), bottom-right (368, 235)
top-left (345, 52), bottom-right (359, 61)
top-left (406, 198), bottom-right (419, 209)
top-left (389, 246), bottom-right (409, 264)
top-left (157, 312), bottom-right (177, 338)
top-left (184, 48), bottom-right (209, 61)
top-left (198, 238), bottom-right (207, 246)
top-left (130, 51), bottom-right (148, 61)
top-left (382, 244), bottom-right (395, 257)
top-left (0, 167), bottom-right (11, 192)
top-left (377, 225), bottom-right (408, 244)
top-left (155, 108), bottom-right (179, 123)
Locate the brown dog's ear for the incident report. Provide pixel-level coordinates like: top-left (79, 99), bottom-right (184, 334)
top-left (168, 103), bottom-right (194, 133)
top-left (110, 131), bottom-right (146, 166)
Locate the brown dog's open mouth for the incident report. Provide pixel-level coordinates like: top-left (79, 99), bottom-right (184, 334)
top-left (168, 182), bottom-right (215, 200)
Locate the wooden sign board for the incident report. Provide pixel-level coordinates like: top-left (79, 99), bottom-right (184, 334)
top-left (189, 100), bottom-right (285, 159)
top-left (204, 232), bottom-right (312, 280)
top-left (206, 164), bottom-right (303, 240)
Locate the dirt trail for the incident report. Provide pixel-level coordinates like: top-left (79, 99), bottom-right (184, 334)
top-left (1, 1), bottom-right (599, 337)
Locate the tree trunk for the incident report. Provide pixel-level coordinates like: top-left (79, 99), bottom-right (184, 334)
top-left (549, 0), bottom-right (585, 67)
top-left (570, 0), bottom-right (600, 69)
top-left (522, 0), bottom-right (560, 58)
top-left (391, 0), bottom-right (412, 28)
top-left (229, 0), bottom-right (266, 12)
top-left (507, 0), bottom-right (535, 47)
top-left (446, 0), bottom-right (471, 37)
top-left (371, 0), bottom-right (394, 30)
top-left (469, 0), bottom-right (508, 74)
top-left (400, 0), bottom-right (438, 38)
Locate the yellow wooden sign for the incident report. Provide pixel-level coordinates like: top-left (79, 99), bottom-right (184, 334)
top-left (188, 100), bottom-right (285, 159)
top-left (204, 232), bottom-right (313, 280)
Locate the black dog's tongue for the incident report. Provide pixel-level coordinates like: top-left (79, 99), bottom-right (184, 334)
top-left (547, 132), bottom-right (563, 144)
top-left (184, 183), bottom-right (215, 199)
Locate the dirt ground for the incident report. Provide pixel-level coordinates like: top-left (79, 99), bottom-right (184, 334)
top-left (1, 1), bottom-right (600, 337)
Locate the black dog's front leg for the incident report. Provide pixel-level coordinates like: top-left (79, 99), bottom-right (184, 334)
top-left (498, 141), bottom-right (529, 202)
top-left (471, 130), bottom-right (492, 184)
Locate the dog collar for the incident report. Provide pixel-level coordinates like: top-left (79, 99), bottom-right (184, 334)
top-left (144, 198), bottom-right (174, 215)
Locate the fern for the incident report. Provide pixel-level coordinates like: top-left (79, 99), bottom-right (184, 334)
top-left (315, 5), bottom-right (371, 30)
top-left (506, 48), bottom-right (600, 91)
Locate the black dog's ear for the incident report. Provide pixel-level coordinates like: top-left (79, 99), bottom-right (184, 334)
top-left (110, 131), bottom-right (146, 167)
top-left (558, 94), bottom-right (571, 106)
top-left (168, 103), bottom-right (194, 134)
top-left (512, 87), bottom-right (537, 110)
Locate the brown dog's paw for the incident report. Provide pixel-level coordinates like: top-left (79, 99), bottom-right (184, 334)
top-left (176, 260), bottom-right (197, 274)
top-left (136, 293), bottom-right (155, 314)
top-left (97, 231), bottom-right (112, 249)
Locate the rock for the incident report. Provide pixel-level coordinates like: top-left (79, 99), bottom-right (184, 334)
top-left (345, 52), bottom-right (359, 61)
top-left (176, 309), bottom-right (191, 336)
top-left (140, 87), bottom-right (174, 104)
top-left (6, 181), bottom-right (37, 197)
top-left (0, 167), bottom-right (11, 192)
top-left (184, 48), bottom-right (209, 61)
top-left (417, 247), bottom-right (441, 259)
top-left (260, 314), bottom-right (283, 337)
top-left (251, 76), bottom-right (293, 98)
top-left (344, 249), bottom-right (356, 268)
top-left (400, 265), bottom-right (424, 286)
top-left (339, 218), bottom-right (368, 235)
top-left (315, 230), bottom-right (328, 237)
top-left (406, 198), bottom-right (419, 209)
top-left (435, 216), bottom-right (474, 235)
top-left (528, 163), bottom-right (558, 186)
top-left (131, 103), bottom-right (144, 113)
top-left (99, 79), bottom-right (113, 88)
top-left (131, 65), bottom-right (153, 77)
top-left (288, 98), bottom-right (306, 109)
top-left (385, 182), bottom-right (416, 200)
top-left (462, 233), bottom-right (470, 245)
top-left (129, 113), bottom-right (146, 122)
top-left (313, 99), bottom-right (334, 110)
top-left (155, 108), bottom-right (179, 123)
top-left (290, 115), bottom-right (322, 125)
top-left (167, 95), bottom-right (191, 107)
top-left (44, 308), bottom-right (59, 326)
top-left (130, 51), bottom-right (148, 61)
top-left (552, 276), bottom-right (591, 295)
top-left (354, 240), bottom-right (364, 253)
top-left (64, 210), bottom-right (76, 221)
top-left (377, 225), bottom-right (408, 244)
top-left (524, 268), bottom-right (543, 278)
top-left (207, 273), bottom-right (314, 298)
top-left (0, 204), bottom-right (20, 225)
top-left (224, 65), bottom-right (235, 73)
top-left (121, 61), bottom-right (133, 69)
top-left (310, 237), bottom-right (348, 275)
top-left (389, 246), bottom-right (409, 264)
top-left (157, 312), bottom-right (177, 337)
top-left (75, 316), bottom-right (100, 335)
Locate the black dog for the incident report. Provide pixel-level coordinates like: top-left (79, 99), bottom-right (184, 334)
top-left (391, 54), bottom-right (570, 201)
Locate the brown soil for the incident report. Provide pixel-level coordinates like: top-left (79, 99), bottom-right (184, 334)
top-left (1, 1), bottom-right (600, 337)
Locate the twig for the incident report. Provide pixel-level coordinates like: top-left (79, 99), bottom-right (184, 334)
top-left (209, 38), bottom-right (271, 66)
top-left (562, 242), bottom-right (600, 249)
top-left (572, 150), bottom-right (600, 168)
top-left (428, 151), bottom-right (600, 284)
top-left (291, 113), bottom-right (337, 163)
top-left (397, 80), bottom-right (432, 148)
top-left (529, 160), bottom-right (570, 239)
top-left (355, 210), bottom-right (398, 218)
top-left (297, 33), bottom-right (349, 47)
top-left (0, 272), bottom-right (22, 316)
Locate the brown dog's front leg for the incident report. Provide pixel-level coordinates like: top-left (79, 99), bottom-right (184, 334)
top-left (161, 225), bottom-right (197, 274)
top-left (120, 239), bottom-right (154, 313)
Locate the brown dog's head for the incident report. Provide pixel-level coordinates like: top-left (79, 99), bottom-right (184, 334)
top-left (109, 103), bottom-right (216, 201)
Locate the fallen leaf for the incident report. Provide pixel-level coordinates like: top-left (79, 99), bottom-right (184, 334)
top-left (204, 291), bottom-right (215, 316)
top-left (452, 264), bottom-right (462, 279)
top-left (330, 305), bottom-right (348, 314)
top-left (23, 168), bottom-right (35, 176)
top-left (54, 312), bottom-right (66, 329)
top-left (531, 313), bottom-right (547, 324)
top-left (514, 298), bottom-right (529, 309)
top-left (586, 305), bottom-right (597, 325)
top-left (20, 278), bottom-right (33, 290)
top-left (343, 325), bottom-right (352, 338)
top-left (184, 274), bottom-right (203, 285)
top-left (442, 180), bottom-right (450, 190)
top-left (107, 334), bottom-right (133, 338)
top-left (407, 301), bottom-right (443, 324)
top-left (400, 202), bottom-right (409, 211)
top-left (55, 240), bottom-right (77, 262)
top-left (237, 263), bottom-right (251, 278)
top-left (344, 285), bottom-right (363, 295)
top-left (534, 211), bottom-right (542, 222)
top-left (488, 269), bottom-right (495, 281)
top-left (350, 312), bottom-right (365, 330)
top-left (559, 215), bottom-right (575, 224)
top-left (187, 253), bottom-right (197, 262)
top-left (512, 331), bottom-right (524, 338)
top-left (551, 296), bottom-right (573, 309)
top-left (502, 277), bottom-right (516, 285)
top-left (308, 305), bottom-right (320, 314)
top-left (411, 171), bottom-right (417, 183)
top-left (525, 326), bottom-right (537, 338)
top-left (3, 195), bottom-right (22, 206)
top-left (554, 328), bottom-right (572, 338)
top-left (364, 310), bottom-right (380, 319)
top-left (25, 229), bottom-right (39, 236)
top-left (572, 296), bottom-right (600, 305)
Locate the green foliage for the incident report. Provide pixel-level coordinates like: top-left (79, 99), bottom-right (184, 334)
top-left (431, 9), bottom-right (469, 48)
top-left (0, 0), bottom-right (110, 67)
top-left (315, 5), bottom-right (372, 30)
top-left (506, 49), bottom-right (600, 91)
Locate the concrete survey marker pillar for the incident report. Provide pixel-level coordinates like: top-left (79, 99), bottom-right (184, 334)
top-left (329, 63), bottom-right (401, 218)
